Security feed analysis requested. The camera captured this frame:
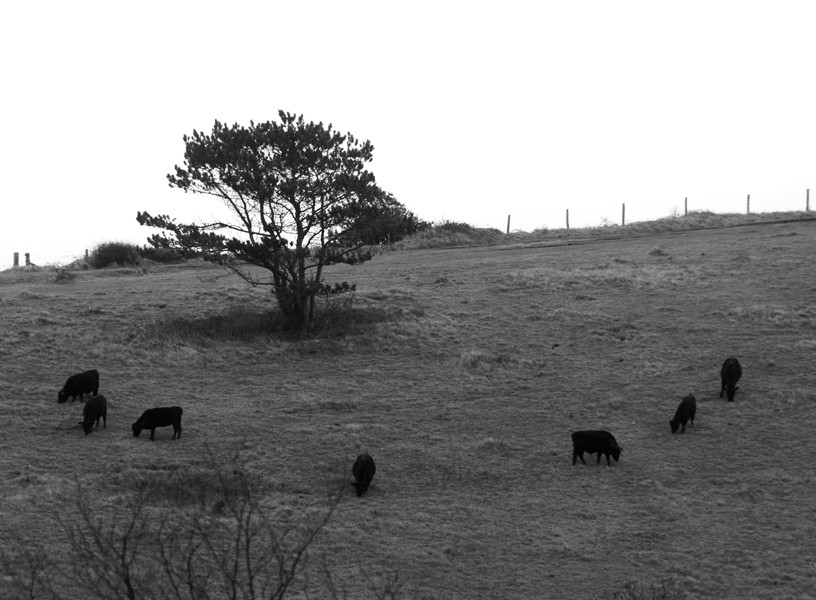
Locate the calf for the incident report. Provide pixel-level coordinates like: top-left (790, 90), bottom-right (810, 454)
top-left (670, 394), bottom-right (697, 433)
top-left (58, 369), bottom-right (99, 403)
top-left (351, 453), bottom-right (376, 497)
top-left (720, 357), bottom-right (742, 402)
top-left (132, 407), bottom-right (183, 441)
top-left (572, 430), bottom-right (622, 466)
top-left (80, 395), bottom-right (107, 435)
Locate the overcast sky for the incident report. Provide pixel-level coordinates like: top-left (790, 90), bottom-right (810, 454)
top-left (1, 1), bottom-right (813, 268)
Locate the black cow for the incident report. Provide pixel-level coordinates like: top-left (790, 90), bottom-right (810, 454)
top-left (80, 395), bottom-right (107, 435)
top-left (351, 453), bottom-right (376, 497)
top-left (132, 407), bottom-right (183, 441)
top-left (720, 357), bottom-right (742, 402)
top-left (571, 430), bottom-right (622, 466)
top-left (670, 394), bottom-right (697, 434)
top-left (58, 369), bottom-right (99, 403)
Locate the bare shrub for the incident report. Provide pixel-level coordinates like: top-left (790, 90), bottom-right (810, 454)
top-left (6, 454), bottom-right (385, 600)
top-left (0, 538), bottom-right (59, 600)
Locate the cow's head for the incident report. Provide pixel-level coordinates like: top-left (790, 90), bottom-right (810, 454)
top-left (81, 420), bottom-right (93, 435)
top-left (132, 423), bottom-right (142, 437)
top-left (726, 385), bottom-right (739, 402)
top-left (350, 481), bottom-right (367, 497)
top-left (612, 446), bottom-right (622, 462)
top-left (669, 419), bottom-right (680, 434)
top-left (58, 390), bottom-right (67, 403)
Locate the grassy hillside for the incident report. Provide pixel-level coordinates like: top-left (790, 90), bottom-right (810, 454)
top-left (1, 218), bottom-right (815, 599)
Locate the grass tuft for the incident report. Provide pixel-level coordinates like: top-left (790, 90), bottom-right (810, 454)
top-left (727, 304), bottom-right (816, 328)
top-left (608, 578), bottom-right (687, 600)
top-left (113, 463), bottom-right (261, 508)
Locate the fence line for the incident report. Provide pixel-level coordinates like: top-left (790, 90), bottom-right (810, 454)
top-left (3, 189), bottom-right (813, 270)
top-left (485, 188), bottom-right (812, 233)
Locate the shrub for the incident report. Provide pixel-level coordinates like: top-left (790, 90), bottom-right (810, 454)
top-left (0, 457), bottom-right (360, 600)
top-left (88, 241), bottom-right (140, 269)
top-left (138, 244), bottom-right (187, 264)
top-left (437, 220), bottom-right (477, 234)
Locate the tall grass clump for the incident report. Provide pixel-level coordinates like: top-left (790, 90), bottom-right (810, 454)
top-left (88, 241), bottom-right (141, 269)
top-left (397, 221), bottom-right (504, 249)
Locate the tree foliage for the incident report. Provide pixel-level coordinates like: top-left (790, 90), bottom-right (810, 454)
top-left (340, 191), bottom-right (427, 246)
top-left (138, 111), bottom-right (403, 332)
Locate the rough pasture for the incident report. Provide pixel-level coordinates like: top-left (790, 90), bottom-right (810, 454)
top-left (0, 219), bottom-right (815, 598)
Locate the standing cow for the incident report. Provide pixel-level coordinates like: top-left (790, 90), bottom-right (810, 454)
top-left (670, 394), bottom-right (697, 433)
top-left (132, 407), bottom-right (183, 441)
top-left (720, 357), bottom-right (742, 402)
top-left (351, 453), bottom-right (376, 497)
top-left (80, 395), bottom-right (107, 435)
top-left (58, 369), bottom-right (99, 403)
top-left (571, 430), bottom-right (622, 466)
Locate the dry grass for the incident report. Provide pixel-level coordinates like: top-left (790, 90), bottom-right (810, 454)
top-left (1, 218), bottom-right (815, 598)
top-left (394, 210), bottom-right (816, 250)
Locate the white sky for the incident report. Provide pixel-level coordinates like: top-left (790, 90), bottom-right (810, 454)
top-left (1, 1), bottom-right (814, 268)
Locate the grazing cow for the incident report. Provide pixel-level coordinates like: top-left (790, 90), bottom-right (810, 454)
top-left (351, 453), bottom-right (376, 497)
top-left (58, 369), bottom-right (99, 403)
top-left (132, 407), bottom-right (183, 441)
top-left (720, 357), bottom-right (742, 402)
top-left (571, 430), bottom-right (622, 466)
top-left (670, 394), bottom-right (697, 434)
top-left (80, 395), bottom-right (107, 435)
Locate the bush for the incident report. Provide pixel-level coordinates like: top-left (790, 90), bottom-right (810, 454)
top-left (88, 241), bottom-right (140, 269)
top-left (138, 244), bottom-right (187, 264)
top-left (437, 220), bottom-right (477, 234)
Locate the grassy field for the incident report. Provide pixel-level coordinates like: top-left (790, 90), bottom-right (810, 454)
top-left (1, 217), bottom-right (815, 599)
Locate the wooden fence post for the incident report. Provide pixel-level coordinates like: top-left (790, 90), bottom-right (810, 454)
top-left (13, 252), bottom-right (19, 268)
top-left (684, 197), bottom-right (688, 216)
top-left (622, 203), bottom-right (626, 226)
top-left (566, 209), bottom-right (570, 230)
top-left (747, 194), bottom-right (750, 214)
top-left (25, 253), bottom-right (31, 267)
top-left (506, 215), bottom-right (510, 234)
top-left (807, 189), bottom-right (810, 212)
top-left (85, 249), bottom-right (89, 260)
